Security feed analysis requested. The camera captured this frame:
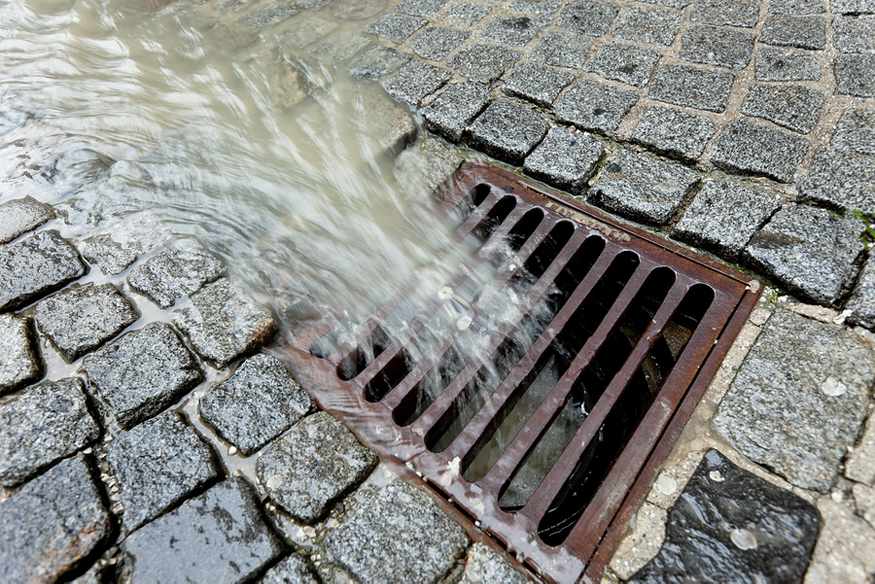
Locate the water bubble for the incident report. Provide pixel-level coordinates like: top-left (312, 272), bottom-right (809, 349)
top-left (730, 528), bottom-right (758, 550)
top-left (821, 377), bottom-right (847, 397)
top-left (708, 470), bottom-right (724, 482)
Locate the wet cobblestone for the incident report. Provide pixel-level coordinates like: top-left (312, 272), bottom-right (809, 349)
top-left (0, 313), bottom-right (40, 394)
top-left (0, 230), bottom-right (86, 311)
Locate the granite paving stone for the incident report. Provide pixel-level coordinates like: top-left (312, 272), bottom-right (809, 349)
top-left (382, 59), bottom-right (451, 106)
top-left (531, 31), bottom-right (590, 68)
top-left (439, 2), bottom-right (490, 27)
top-left (832, 0), bottom-right (875, 12)
top-left (127, 239), bottom-right (224, 308)
top-left (482, 15), bottom-right (541, 47)
top-left (846, 406), bottom-right (875, 483)
top-left (744, 205), bottom-right (864, 304)
top-left (358, 84), bottom-right (419, 158)
top-left (672, 180), bottom-right (782, 259)
top-left (805, 498), bottom-right (875, 583)
top-left (711, 118), bottom-right (808, 183)
top-left (422, 81), bottom-right (490, 142)
top-left (630, 449), bottom-right (820, 583)
top-left (107, 411), bottom-right (219, 531)
top-left (503, 62), bottom-right (575, 106)
top-left (0, 313), bottom-right (40, 394)
top-left (631, 105), bottom-right (717, 160)
top-left (588, 42), bottom-right (661, 87)
top-left (256, 411), bottom-right (377, 523)
top-left (175, 278), bottom-right (277, 368)
top-left (367, 12), bottom-right (427, 42)
top-left (467, 99), bottom-right (548, 164)
top-left (768, 0), bottom-right (826, 14)
top-left (0, 456), bottom-right (110, 584)
top-left (508, 0), bottom-right (563, 18)
top-left (0, 196), bottom-right (53, 244)
top-left (754, 45), bottom-right (822, 81)
top-left (82, 322), bottom-right (203, 429)
top-left (558, 0), bottom-right (619, 37)
top-left (690, 0), bottom-right (759, 27)
top-left (78, 233), bottom-right (140, 275)
top-left (407, 26), bottom-right (470, 61)
top-left (121, 479), bottom-right (283, 582)
top-left (832, 107), bottom-right (875, 155)
top-left (614, 5), bottom-right (681, 46)
top-left (832, 14), bottom-right (875, 53)
top-left (349, 45), bottom-right (411, 80)
top-left (797, 148), bottom-right (875, 214)
top-left (847, 255), bottom-right (875, 330)
top-left (398, 0), bottom-right (449, 16)
top-left (854, 484), bottom-right (875, 528)
top-left (0, 378), bottom-right (99, 487)
top-left (740, 83), bottom-right (826, 134)
top-left (523, 127), bottom-right (605, 193)
top-left (321, 479), bottom-right (469, 583)
top-left (639, 0), bottom-right (690, 6)
top-left (679, 25), bottom-right (754, 70)
top-left (648, 63), bottom-right (734, 113)
top-left (451, 43), bottom-right (520, 82)
top-left (199, 353), bottom-right (312, 455)
top-left (263, 555), bottom-right (319, 584)
top-left (459, 543), bottom-right (527, 584)
top-left (588, 148), bottom-right (699, 225)
top-left (835, 53), bottom-right (875, 97)
top-left (760, 15), bottom-right (828, 49)
top-left (0, 230), bottom-right (86, 312)
top-left (555, 79), bottom-right (639, 134)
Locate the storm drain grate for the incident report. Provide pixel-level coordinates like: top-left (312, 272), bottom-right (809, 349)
top-left (286, 163), bottom-right (760, 583)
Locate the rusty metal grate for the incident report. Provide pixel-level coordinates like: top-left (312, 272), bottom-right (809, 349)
top-left (285, 163), bottom-right (760, 583)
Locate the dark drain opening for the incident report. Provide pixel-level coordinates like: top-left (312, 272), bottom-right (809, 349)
top-left (336, 324), bottom-right (390, 380)
top-left (473, 194), bottom-right (516, 242)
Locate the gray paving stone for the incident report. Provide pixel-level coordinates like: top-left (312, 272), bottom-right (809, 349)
top-left (740, 83), bottom-right (826, 134)
top-left (503, 62), bottom-right (575, 106)
top-left (200, 353), bottom-right (312, 455)
top-left (639, 0), bottom-right (690, 6)
top-left (797, 148), bottom-right (875, 214)
top-left (631, 105), bottom-right (717, 160)
top-left (0, 456), bottom-right (110, 583)
top-left (0, 313), bottom-right (40, 394)
top-left (459, 543), bottom-right (527, 584)
top-left (833, 108), bottom-right (875, 155)
top-left (558, 0), bottom-right (619, 37)
top-left (672, 180), bottom-right (782, 259)
top-left (0, 196), bottom-right (53, 244)
top-left (508, 0), bottom-right (562, 18)
top-left (524, 127), bottom-right (605, 193)
top-left (531, 31), bottom-right (591, 68)
top-left (833, 0), bottom-right (875, 13)
top-left (451, 43), bottom-right (521, 82)
top-left (127, 240), bottom-right (224, 308)
top-left (755, 45), bottom-right (822, 81)
top-left (382, 59), bottom-right (451, 106)
top-left (407, 26), bottom-right (470, 61)
top-left (648, 63), bottom-right (734, 113)
top-left (714, 309), bottom-right (875, 491)
top-left (588, 148), bottom-right (699, 225)
top-left (680, 25), bottom-right (754, 70)
top-left (256, 412), bottom-right (376, 523)
top-left (711, 118), bottom-right (808, 183)
top-left (690, 0), bottom-right (759, 27)
top-left (358, 84), bottom-right (419, 158)
top-left (482, 15), bottom-right (542, 47)
top-left (422, 82), bottom-right (490, 142)
top-left (835, 53), bottom-right (875, 97)
top-left (0, 378), bottom-right (99, 487)
top-left (121, 479), bottom-right (283, 582)
top-left (107, 411), bottom-right (217, 531)
top-left (833, 14), bottom-right (875, 53)
top-left (78, 233), bottom-right (139, 275)
top-left (82, 322), bottom-right (203, 429)
top-left (321, 479), bottom-right (468, 584)
top-left (768, 0), bottom-right (826, 14)
top-left (588, 42), bottom-right (661, 87)
top-left (175, 278), bottom-right (277, 368)
top-left (367, 12), bottom-right (427, 42)
top-left (349, 45), bottom-right (411, 80)
top-left (398, 0), bottom-right (448, 16)
top-left (439, 2), bottom-right (490, 27)
top-left (263, 555), bottom-right (318, 584)
top-left (467, 99), bottom-right (548, 164)
top-left (743, 205), bottom-right (865, 304)
top-left (555, 79), bottom-right (639, 134)
top-left (0, 230), bottom-right (86, 312)
top-left (760, 15), bottom-right (828, 49)
top-left (630, 449), bottom-right (820, 583)
top-left (614, 5), bottom-right (682, 46)
top-left (848, 255), bottom-right (875, 330)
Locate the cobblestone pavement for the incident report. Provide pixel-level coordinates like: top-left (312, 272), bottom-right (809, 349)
top-left (1, 0), bottom-right (875, 583)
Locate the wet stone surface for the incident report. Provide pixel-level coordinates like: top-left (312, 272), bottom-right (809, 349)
top-left (407, 25), bottom-right (469, 61)
top-left (256, 411), bottom-right (377, 523)
top-left (630, 449), bottom-right (820, 583)
top-left (0, 378), bottom-right (99, 487)
top-left (554, 78), bottom-right (639, 134)
top-left (647, 63), bottom-right (734, 113)
top-left (422, 81), bottom-right (490, 142)
top-left (0, 196), bottom-right (54, 244)
top-left (467, 99), bottom-right (548, 165)
top-left (200, 353), bottom-right (312, 455)
top-left (451, 43), bottom-right (520, 82)
top-left (459, 543), bottom-right (528, 584)
top-left (713, 309), bottom-right (875, 492)
top-left (0, 313), bottom-right (40, 394)
top-left (711, 118), bottom-right (808, 183)
top-left (523, 127), bottom-right (604, 194)
top-left (78, 233), bottom-right (140, 276)
top-left (127, 240), bottom-right (224, 308)
top-left (631, 105), bottom-right (717, 161)
top-left (367, 12), bottom-right (427, 42)
top-left (0, 230), bottom-right (86, 312)
top-left (382, 59), bottom-right (451, 106)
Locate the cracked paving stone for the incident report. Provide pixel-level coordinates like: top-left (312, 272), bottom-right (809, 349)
top-left (769, 0), bottom-right (826, 13)
top-left (744, 205), bottom-right (865, 304)
top-left (648, 63), bottom-right (734, 113)
top-left (630, 449), bottom-right (820, 583)
top-left (833, 14), bottom-right (875, 53)
top-left (107, 411), bottom-right (218, 531)
top-left (349, 45), bottom-right (410, 80)
top-left (0, 378), bottom-right (99, 487)
top-left (740, 83), bottom-right (826, 134)
top-left (263, 555), bottom-right (318, 584)
top-left (614, 5), bottom-right (681, 46)
top-left (0, 230), bottom-right (86, 312)
top-left (503, 62), bottom-right (575, 106)
top-left (367, 12), bottom-right (427, 42)
top-left (467, 99), bottom-right (548, 165)
top-left (0, 196), bottom-right (53, 244)
top-left (531, 31), bottom-right (590, 68)
top-left (0, 456), bottom-right (110, 584)
top-left (482, 15), bottom-right (542, 47)
top-left (256, 411), bottom-right (377, 523)
top-left (631, 105), bottom-right (717, 160)
top-left (760, 15), bottom-right (828, 49)
top-left (407, 26), bottom-right (469, 61)
top-left (78, 233), bottom-right (139, 275)
top-left (121, 479), bottom-right (283, 583)
top-left (175, 278), bottom-right (277, 368)
top-left (422, 81), bottom-right (490, 142)
top-left (451, 43), bottom-right (520, 82)
top-left (797, 147), bottom-right (875, 214)
top-left (755, 45), bottom-right (821, 81)
top-left (711, 118), bottom-right (808, 183)
top-left (82, 322), bottom-right (203, 429)
top-left (558, 0), bottom-right (619, 37)
top-left (382, 59), bottom-right (450, 106)
top-left (690, 0), bottom-right (759, 26)
top-left (847, 255), bottom-right (875, 330)
top-left (588, 148), bottom-right (699, 225)
top-left (833, 0), bottom-right (875, 12)
top-left (672, 180), bottom-right (782, 259)
top-left (832, 107), bottom-right (875, 155)
top-left (806, 498), bottom-right (875, 583)
top-left (714, 308), bottom-right (875, 491)
top-left (523, 127), bottom-right (604, 194)
top-left (127, 239), bottom-right (224, 308)
top-left (679, 25), bottom-right (754, 70)
top-left (588, 42), bottom-right (661, 88)
top-left (459, 543), bottom-right (527, 584)
top-left (835, 53), bottom-right (875, 97)
top-left (320, 479), bottom-right (468, 583)
top-left (555, 79), bottom-right (639, 134)
top-left (34, 283), bottom-right (138, 362)
top-left (398, 0), bottom-right (449, 16)
top-left (199, 353), bottom-right (312, 455)
top-left (0, 313), bottom-right (40, 394)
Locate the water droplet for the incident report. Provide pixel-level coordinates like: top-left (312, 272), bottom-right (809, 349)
top-left (821, 377), bottom-right (847, 397)
top-left (708, 470), bottom-right (724, 482)
top-left (654, 473), bottom-right (678, 496)
top-left (730, 528), bottom-right (757, 550)
top-left (456, 315), bottom-right (472, 330)
top-left (438, 286), bottom-right (453, 300)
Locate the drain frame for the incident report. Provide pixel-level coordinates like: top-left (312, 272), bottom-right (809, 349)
top-left (284, 163), bottom-right (761, 583)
